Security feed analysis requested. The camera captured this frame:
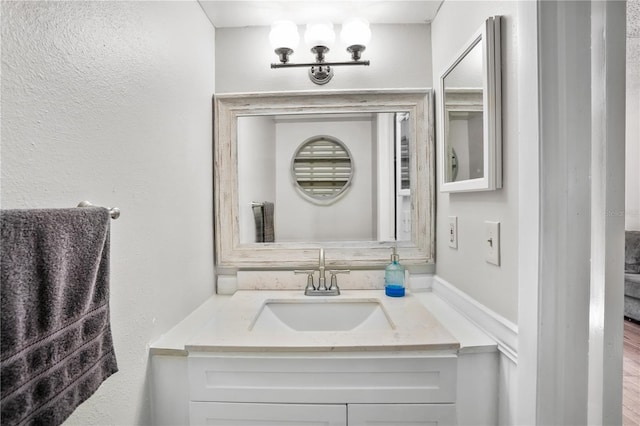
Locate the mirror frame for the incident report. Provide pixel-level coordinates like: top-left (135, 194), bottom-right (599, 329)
top-left (439, 16), bottom-right (502, 193)
top-left (214, 89), bottom-right (434, 269)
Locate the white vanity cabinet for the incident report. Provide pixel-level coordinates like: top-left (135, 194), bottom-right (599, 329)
top-left (349, 404), bottom-right (457, 425)
top-left (150, 292), bottom-right (499, 425)
top-left (186, 351), bottom-right (458, 426)
top-left (190, 402), bottom-right (347, 425)
top-left (191, 402), bottom-right (456, 425)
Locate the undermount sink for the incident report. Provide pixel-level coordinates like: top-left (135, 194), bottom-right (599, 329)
top-left (250, 299), bottom-right (395, 332)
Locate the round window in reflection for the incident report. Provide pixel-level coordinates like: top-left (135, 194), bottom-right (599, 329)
top-left (291, 135), bottom-right (354, 204)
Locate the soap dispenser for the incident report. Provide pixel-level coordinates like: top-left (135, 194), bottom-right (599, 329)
top-left (385, 246), bottom-right (405, 297)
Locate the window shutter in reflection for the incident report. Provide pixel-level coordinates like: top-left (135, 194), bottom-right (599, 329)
top-left (292, 137), bottom-right (352, 198)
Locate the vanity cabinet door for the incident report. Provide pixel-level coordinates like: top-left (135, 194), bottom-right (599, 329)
top-left (348, 404), bottom-right (456, 426)
top-left (189, 402), bottom-right (346, 426)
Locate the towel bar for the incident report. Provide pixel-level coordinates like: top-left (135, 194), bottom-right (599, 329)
top-left (251, 201), bottom-right (264, 207)
top-left (77, 201), bottom-right (120, 219)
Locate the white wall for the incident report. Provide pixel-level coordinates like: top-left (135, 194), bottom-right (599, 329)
top-left (275, 117), bottom-right (373, 242)
top-left (443, 40), bottom-right (483, 88)
top-left (238, 116), bottom-right (277, 243)
top-left (432, 1), bottom-right (520, 324)
top-left (0, 2), bottom-right (215, 424)
top-left (215, 24), bottom-right (431, 93)
top-left (432, 5), bottom-right (538, 424)
top-left (449, 117), bottom-right (472, 180)
top-left (627, 2), bottom-right (640, 231)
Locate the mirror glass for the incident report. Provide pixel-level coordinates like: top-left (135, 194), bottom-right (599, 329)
top-left (439, 16), bottom-right (502, 192)
top-left (214, 90), bottom-right (434, 269)
top-left (442, 38), bottom-right (484, 182)
top-left (237, 112), bottom-right (412, 244)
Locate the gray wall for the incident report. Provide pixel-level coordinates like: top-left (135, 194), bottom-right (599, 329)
top-left (238, 116), bottom-right (277, 243)
top-left (215, 24), bottom-right (432, 93)
top-left (432, 1), bottom-right (520, 323)
top-left (275, 117), bottom-right (374, 242)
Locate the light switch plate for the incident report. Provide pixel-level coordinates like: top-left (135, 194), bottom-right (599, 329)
top-left (448, 216), bottom-right (458, 249)
top-left (485, 221), bottom-right (500, 265)
top-left (403, 210), bottom-right (411, 232)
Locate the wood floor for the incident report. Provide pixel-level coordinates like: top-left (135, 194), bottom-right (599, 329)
top-left (624, 319), bottom-right (640, 426)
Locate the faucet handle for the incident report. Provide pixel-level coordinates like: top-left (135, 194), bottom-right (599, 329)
top-left (294, 270), bottom-right (316, 292)
top-left (328, 270), bottom-right (350, 292)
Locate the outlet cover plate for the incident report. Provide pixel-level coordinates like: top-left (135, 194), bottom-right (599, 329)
top-left (448, 216), bottom-right (458, 249)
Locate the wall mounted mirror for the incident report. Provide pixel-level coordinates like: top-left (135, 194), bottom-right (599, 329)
top-left (214, 90), bottom-right (434, 269)
top-left (439, 16), bottom-right (502, 192)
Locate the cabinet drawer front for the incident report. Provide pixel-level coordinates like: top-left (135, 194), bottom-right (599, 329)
top-left (189, 402), bottom-right (346, 426)
top-left (348, 404), bottom-right (456, 426)
top-left (188, 354), bottom-right (456, 404)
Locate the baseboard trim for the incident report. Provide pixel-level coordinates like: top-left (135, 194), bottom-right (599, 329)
top-left (431, 275), bottom-right (518, 363)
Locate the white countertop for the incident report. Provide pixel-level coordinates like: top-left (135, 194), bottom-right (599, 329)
top-left (150, 290), bottom-right (498, 356)
top-left (186, 290), bottom-right (458, 353)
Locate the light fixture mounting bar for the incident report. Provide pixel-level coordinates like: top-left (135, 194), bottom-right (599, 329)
top-left (269, 19), bottom-right (371, 84)
top-left (271, 60), bottom-right (370, 69)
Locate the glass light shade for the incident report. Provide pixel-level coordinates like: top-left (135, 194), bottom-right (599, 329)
top-left (340, 18), bottom-right (371, 47)
top-left (269, 20), bottom-right (299, 50)
top-left (304, 22), bottom-right (335, 47)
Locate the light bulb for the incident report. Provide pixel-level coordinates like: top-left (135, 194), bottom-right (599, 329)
top-left (304, 22), bottom-right (335, 48)
top-left (340, 18), bottom-right (371, 47)
top-left (269, 20), bottom-right (299, 50)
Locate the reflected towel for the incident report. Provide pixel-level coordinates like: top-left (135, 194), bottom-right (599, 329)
top-left (0, 207), bottom-right (118, 426)
top-left (262, 202), bottom-right (274, 243)
top-left (252, 204), bottom-right (264, 243)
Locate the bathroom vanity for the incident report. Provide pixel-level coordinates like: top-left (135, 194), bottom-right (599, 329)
top-left (149, 88), bottom-right (498, 425)
top-left (150, 290), bottom-right (498, 425)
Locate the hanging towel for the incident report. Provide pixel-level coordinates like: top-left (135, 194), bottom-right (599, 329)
top-left (252, 202), bottom-right (275, 243)
top-left (262, 202), bottom-right (275, 243)
top-left (252, 204), bottom-right (265, 243)
top-left (0, 207), bottom-right (118, 426)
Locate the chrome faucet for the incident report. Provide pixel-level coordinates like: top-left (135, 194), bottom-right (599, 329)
top-left (318, 248), bottom-right (327, 291)
top-left (294, 248), bottom-right (349, 296)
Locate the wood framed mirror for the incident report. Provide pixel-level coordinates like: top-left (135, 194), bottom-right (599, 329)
top-left (214, 90), bottom-right (434, 269)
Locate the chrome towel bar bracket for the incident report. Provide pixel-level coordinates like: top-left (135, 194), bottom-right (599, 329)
top-left (77, 201), bottom-right (120, 219)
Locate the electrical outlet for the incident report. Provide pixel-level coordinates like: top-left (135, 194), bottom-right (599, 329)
top-left (485, 221), bottom-right (500, 265)
top-left (448, 216), bottom-right (458, 249)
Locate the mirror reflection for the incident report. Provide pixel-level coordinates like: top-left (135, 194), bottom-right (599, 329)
top-left (237, 112), bottom-right (412, 244)
top-left (442, 36), bottom-right (484, 183)
top-left (291, 135), bottom-right (353, 203)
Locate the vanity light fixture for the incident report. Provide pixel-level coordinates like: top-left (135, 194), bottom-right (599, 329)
top-left (269, 19), bottom-right (371, 85)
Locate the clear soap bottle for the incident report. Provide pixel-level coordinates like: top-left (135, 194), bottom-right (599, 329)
top-left (385, 246), bottom-right (405, 297)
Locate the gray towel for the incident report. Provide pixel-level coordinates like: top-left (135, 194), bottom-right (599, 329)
top-left (252, 204), bottom-right (265, 243)
top-left (262, 202), bottom-right (274, 243)
top-left (252, 202), bottom-right (275, 243)
top-left (1, 207), bottom-right (118, 426)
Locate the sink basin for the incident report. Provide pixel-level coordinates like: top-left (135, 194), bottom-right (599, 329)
top-left (250, 299), bottom-right (394, 332)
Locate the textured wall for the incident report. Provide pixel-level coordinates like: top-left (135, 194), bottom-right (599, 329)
top-left (1, 1), bottom-right (215, 424)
